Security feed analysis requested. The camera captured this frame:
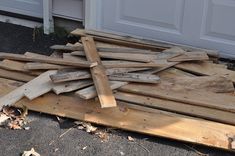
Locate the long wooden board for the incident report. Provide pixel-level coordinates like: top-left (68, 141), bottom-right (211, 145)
top-left (0, 68), bottom-right (35, 82)
top-left (52, 80), bottom-right (93, 95)
top-left (75, 81), bottom-right (128, 99)
top-left (115, 92), bottom-right (235, 125)
top-left (81, 37), bottom-right (116, 108)
top-left (0, 52), bottom-right (92, 68)
top-left (175, 62), bottom-right (235, 83)
top-left (0, 78), bottom-right (234, 151)
top-left (119, 83), bottom-right (235, 113)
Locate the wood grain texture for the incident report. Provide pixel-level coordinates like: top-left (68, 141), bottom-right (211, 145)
top-left (0, 52), bottom-right (92, 68)
top-left (115, 92), bottom-right (235, 125)
top-left (119, 83), bottom-right (235, 113)
top-left (0, 78), bottom-right (233, 151)
top-left (81, 37), bottom-right (117, 108)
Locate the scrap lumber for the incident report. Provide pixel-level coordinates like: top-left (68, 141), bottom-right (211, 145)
top-left (0, 52), bottom-right (93, 68)
top-left (23, 70), bottom-right (57, 100)
top-left (71, 29), bottom-right (219, 57)
top-left (0, 59), bottom-right (29, 72)
top-left (50, 67), bottom-right (150, 83)
top-left (115, 92), bottom-right (235, 125)
top-left (52, 80), bottom-right (93, 95)
top-left (0, 70), bottom-right (56, 107)
top-left (109, 73), bottom-right (160, 83)
top-left (50, 69), bottom-right (91, 83)
top-left (75, 81), bottom-right (128, 100)
top-left (52, 44), bottom-right (161, 54)
top-left (119, 83), bottom-right (235, 113)
top-left (168, 51), bottom-right (209, 62)
top-left (24, 62), bottom-right (71, 70)
top-left (4, 90), bottom-right (233, 151)
top-left (175, 62), bottom-right (235, 83)
top-left (165, 76), bottom-right (234, 93)
top-left (72, 51), bottom-right (161, 63)
top-left (62, 53), bottom-right (86, 61)
top-left (0, 68), bottom-right (35, 82)
top-left (81, 36), bottom-right (117, 108)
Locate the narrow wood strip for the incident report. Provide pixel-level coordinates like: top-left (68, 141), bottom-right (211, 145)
top-left (0, 68), bottom-right (35, 82)
top-left (75, 81), bottom-right (128, 100)
top-left (0, 52), bottom-right (92, 68)
top-left (119, 83), bottom-right (235, 113)
top-left (81, 37), bottom-right (117, 108)
top-left (52, 80), bottom-right (93, 95)
top-left (24, 62), bottom-right (71, 70)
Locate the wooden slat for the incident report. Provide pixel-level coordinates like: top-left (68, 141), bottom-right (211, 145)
top-left (115, 92), bottom-right (235, 125)
top-left (0, 52), bottom-right (93, 68)
top-left (24, 62), bottom-right (71, 70)
top-left (0, 71), bottom-right (56, 107)
top-left (0, 59), bottom-right (29, 72)
top-left (24, 70), bottom-right (57, 100)
top-left (81, 37), bottom-right (117, 108)
top-left (119, 83), bottom-right (235, 113)
top-left (109, 73), bottom-right (160, 83)
top-left (76, 81), bottom-right (127, 100)
top-left (0, 77), bottom-right (233, 151)
top-left (168, 51), bottom-right (209, 62)
top-left (52, 80), bottom-right (93, 95)
top-left (0, 68), bottom-right (35, 82)
top-left (71, 29), bottom-right (219, 57)
top-left (175, 62), bottom-right (235, 83)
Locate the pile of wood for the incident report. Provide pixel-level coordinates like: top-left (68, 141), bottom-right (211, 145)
top-left (0, 29), bottom-right (235, 151)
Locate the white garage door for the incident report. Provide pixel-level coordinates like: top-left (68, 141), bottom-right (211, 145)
top-left (0, 0), bottom-right (43, 18)
top-left (90, 0), bottom-right (235, 58)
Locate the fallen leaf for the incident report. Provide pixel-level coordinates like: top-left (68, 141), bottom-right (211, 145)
top-left (0, 113), bottom-right (9, 126)
top-left (22, 148), bottom-right (40, 156)
top-left (96, 131), bottom-right (109, 142)
top-left (128, 136), bottom-right (134, 142)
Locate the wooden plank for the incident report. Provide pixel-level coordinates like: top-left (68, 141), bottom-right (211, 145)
top-left (51, 44), bottom-right (161, 54)
top-left (0, 52), bottom-right (93, 68)
top-left (50, 69), bottom-right (91, 83)
top-left (0, 59), bottom-right (29, 72)
top-left (115, 92), bottom-right (235, 125)
top-left (10, 93), bottom-right (235, 151)
top-left (81, 36), bottom-right (117, 108)
top-left (168, 51), bottom-right (209, 62)
top-left (75, 81), bottom-right (128, 100)
top-left (24, 70), bottom-right (57, 100)
top-left (52, 80), bottom-right (93, 95)
top-left (24, 62), bottom-right (71, 70)
top-left (0, 78), bottom-right (233, 151)
top-left (71, 50), bottom-right (182, 63)
top-left (175, 62), bottom-right (235, 83)
top-left (0, 71), bottom-right (56, 107)
top-left (119, 83), bottom-right (235, 113)
top-left (0, 68), bottom-right (35, 82)
top-left (165, 75), bottom-right (234, 93)
top-left (109, 73), bottom-right (160, 84)
top-left (62, 53), bottom-right (86, 61)
top-left (50, 67), bottom-right (150, 83)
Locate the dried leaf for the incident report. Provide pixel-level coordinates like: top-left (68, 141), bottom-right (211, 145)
top-left (22, 148), bottom-right (40, 156)
top-left (128, 136), bottom-right (134, 142)
top-left (96, 131), bottom-right (109, 142)
top-left (0, 113), bottom-right (9, 125)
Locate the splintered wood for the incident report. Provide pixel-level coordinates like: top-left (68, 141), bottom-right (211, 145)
top-left (1, 28), bottom-right (235, 151)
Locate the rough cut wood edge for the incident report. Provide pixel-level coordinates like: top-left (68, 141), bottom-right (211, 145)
top-left (81, 37), bottom-right (117, 108)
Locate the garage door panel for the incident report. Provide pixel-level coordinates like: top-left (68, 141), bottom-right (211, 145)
top-left (201, 0), bottom-right (235, 42)
top-left (101, 0), bottom-right (186, 36)
top-left (0, 0), bottom-right (43, 18)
